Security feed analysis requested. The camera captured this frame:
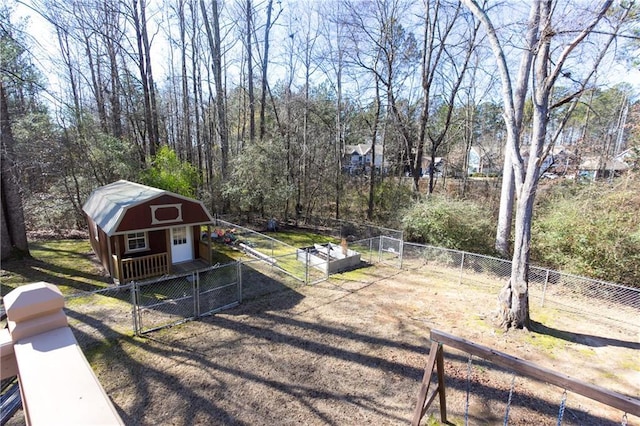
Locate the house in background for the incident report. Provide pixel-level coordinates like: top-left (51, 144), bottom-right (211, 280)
top-left (83, 180), bottom-right (215, 284)
top-left (578, 152), bottom-right (630, 181)
top-left (418, 156), bottom-right (446, 178)
top-left (467, 146), bottom-right (501, 176)
top-left (343, 143), bottom-right (386, 175)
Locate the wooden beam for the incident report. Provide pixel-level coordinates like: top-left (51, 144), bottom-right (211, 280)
top-left (411, 341), bottom-right (446, 425)
top-left (430, 329), bottom-right (640, 416)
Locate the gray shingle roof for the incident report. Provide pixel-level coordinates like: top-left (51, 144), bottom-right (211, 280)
top-left (82, 180), bottom-right (166, 236)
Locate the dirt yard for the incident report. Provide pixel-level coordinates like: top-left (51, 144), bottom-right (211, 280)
top-left (7, 262), bottom-right (640, 425)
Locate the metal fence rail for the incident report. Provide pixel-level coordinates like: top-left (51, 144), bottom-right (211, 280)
top-left (403, 242), bottom-right (640, 331)
top-left (132, 262), bottom-right (241, 335)
top-left (64, 285), bottom-right (135, 349)
top-left (216, 214), bottom-right (404, 242)
top-left (63, 228), bottom-right (639, 341)
top-left (300, 215), bottom-right (404, 242)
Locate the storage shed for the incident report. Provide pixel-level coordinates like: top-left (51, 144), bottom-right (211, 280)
top-left (83, 180), bottom-right (215, 283)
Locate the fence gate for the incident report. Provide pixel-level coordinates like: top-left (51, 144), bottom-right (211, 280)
top-left (133, 263), bottom-right (241, 335)
top-left (379, 236), bottom-right (403, 268)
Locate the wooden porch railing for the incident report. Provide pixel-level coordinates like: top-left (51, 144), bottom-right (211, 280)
top-left (118, 252), bottom-right (169, 282)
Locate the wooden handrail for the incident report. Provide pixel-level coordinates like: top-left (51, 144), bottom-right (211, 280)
top-left (413, 329), bottom-right (639, 425)
top-left (429, 329), bottom-right (640, 416)
top-left (3, 282), bottom-right (124, 425)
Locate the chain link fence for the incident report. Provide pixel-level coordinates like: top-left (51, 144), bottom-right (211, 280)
top-left (216, 214), bottom-right (403, 242)
top-left (132, 262), bottom-right (241, 334)
top-left (403, 242), bottom-right (640, 332)
top-left (64, 285), bottom-right (135, 349)
top-left (299, 215), bottom-right (404, 241)
top-left (63, 224), bottom-right (638, 342)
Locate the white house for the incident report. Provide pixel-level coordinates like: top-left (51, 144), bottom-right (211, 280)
top-left (343, 143), bottom-right (386, 175)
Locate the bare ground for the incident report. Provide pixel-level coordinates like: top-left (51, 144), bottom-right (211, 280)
top-left (6, 263), bottom-right (640, 425)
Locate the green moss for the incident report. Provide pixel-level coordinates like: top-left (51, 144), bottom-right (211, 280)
top-left (269, 231), bottom-right (336, 247)
top-left (619, 354), bottom-right (640, 371)
top-left (1, 240), bottom-right (110, 295)
top-left (525, 332), bottom-right (567, 356)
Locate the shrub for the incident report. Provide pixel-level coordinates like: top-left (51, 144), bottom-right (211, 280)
top-left (402, 196), bottom-right (496, 255)
top-left (531, 176), bottom-right (640, 287)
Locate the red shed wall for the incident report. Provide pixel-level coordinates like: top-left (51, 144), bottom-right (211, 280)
top-left (85, 214), bottom-right (113, 275)
top-left (111, 230), bottom-right (168, 259)
top-left (115, 194), bottom-right (211, 233)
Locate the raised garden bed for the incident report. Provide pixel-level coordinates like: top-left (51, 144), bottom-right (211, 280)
top-left (296, 243), bottom-right (361, 274)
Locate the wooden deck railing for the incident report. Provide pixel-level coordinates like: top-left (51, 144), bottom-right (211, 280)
top-left (2, 282), bottom-right (124, 425)
top-left (119, 252), bottom-right (169, 282)
top-left (412, 329), bottom-right (640, 425)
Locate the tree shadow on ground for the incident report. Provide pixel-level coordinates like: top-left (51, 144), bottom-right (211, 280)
top-left (530, 320), bottom-right (640, 349)
top-left (51, 281), bottom-right (631, 426)
top-left (1, 257), bottom-right (110, 293)
top-left (63, 309), bottom-right (248, 426)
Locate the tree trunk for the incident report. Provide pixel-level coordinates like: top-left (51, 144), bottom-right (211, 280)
top-left (178, 0), bottom-right (193, 163)
top-left (133, 0), bottom-right (154, 158)
top-left (259, 0), bottom-right (274, 141)
top-left (493, 1), bottom-right (540, 257)
top-left (367, 76), bottom-right (381, 221)
top-left (0, 81), bottom-right (29, 259)
top-left (495, 153), bottom-right (514, 256)
top-left (246, 0), bottom-right (255, 143)
top-left (200, 0), bottom-right (229, 183)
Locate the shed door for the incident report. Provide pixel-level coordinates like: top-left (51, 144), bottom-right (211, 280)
top-left (171, 226), bottom-right (193, 264)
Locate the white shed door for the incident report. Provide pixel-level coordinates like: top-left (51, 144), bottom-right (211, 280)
top-left (171, 226), bottom-right (193, 264)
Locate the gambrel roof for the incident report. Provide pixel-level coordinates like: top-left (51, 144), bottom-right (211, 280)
top-left (82, 180), bottom-right (213, 236)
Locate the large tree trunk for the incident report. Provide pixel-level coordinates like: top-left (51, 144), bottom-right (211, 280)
top-left (246, 0), bottom-right (255, 144)
top-left (495, 153), bottom-right (514, 256)
top-left (493, 2), bottom-right (540, 257)
top-left (0, 81), bottom-right (29, 260)
top-left (258, 0), bottom-right (274, 141)
top-left (200, 0), bottom-right (229, 183)
top-left (367, 76), bottom-right (382, 221)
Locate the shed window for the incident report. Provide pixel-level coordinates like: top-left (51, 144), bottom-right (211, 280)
top-left (126, 232), bottom-right (148, 252)
top-left (172, 227), bottom-right (187, 245)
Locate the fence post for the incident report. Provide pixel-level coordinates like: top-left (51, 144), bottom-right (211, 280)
top-left (458, 252), bottom-right (465, 286)
top-left (541, 269), bottom-right (550, 307)
top-left (325, 247), bottom-right (330, 281)
top-left (193, 272), bottom-right (199, 318)
top-left (305, 250), bottom-right (310, 285)
top-left (131, 282), bottom-right (139, 336)
top-left (399, 238), bottom-right (404, 269)
top-left (237, 261), bottom-right (243, 303)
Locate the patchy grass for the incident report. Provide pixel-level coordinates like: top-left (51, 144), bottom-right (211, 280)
top-left (1, 240), bottom-right (110, 296)
top-left (525, 332), bottom-right (568, 357)
top-left (2, 232), bottom-right (637, 425)
top-left (269, 230), bottom-right (336, 247)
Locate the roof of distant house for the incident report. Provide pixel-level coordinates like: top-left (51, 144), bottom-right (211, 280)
top-left (344, 143), bottom-right (383, 156)
top-left (579, 157), bottom-right (629, 171)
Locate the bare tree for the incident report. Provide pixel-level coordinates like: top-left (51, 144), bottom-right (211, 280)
top-left (130, 0), bottom-right (160, 157)
top-left (246, 0), bottom-right (256, 143)
top-left (463, 0), bottom-right (625, 329)
top-left (1, 81), bottom-right (29, 259)
top-left (417, 0), bottom-right (480, 195)
top-left (201, 0), bottom-right (230, 185)
top-left (258, 0), bottom-right (279, 141)
top-left (318, 0), bottom-right (348, 219)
